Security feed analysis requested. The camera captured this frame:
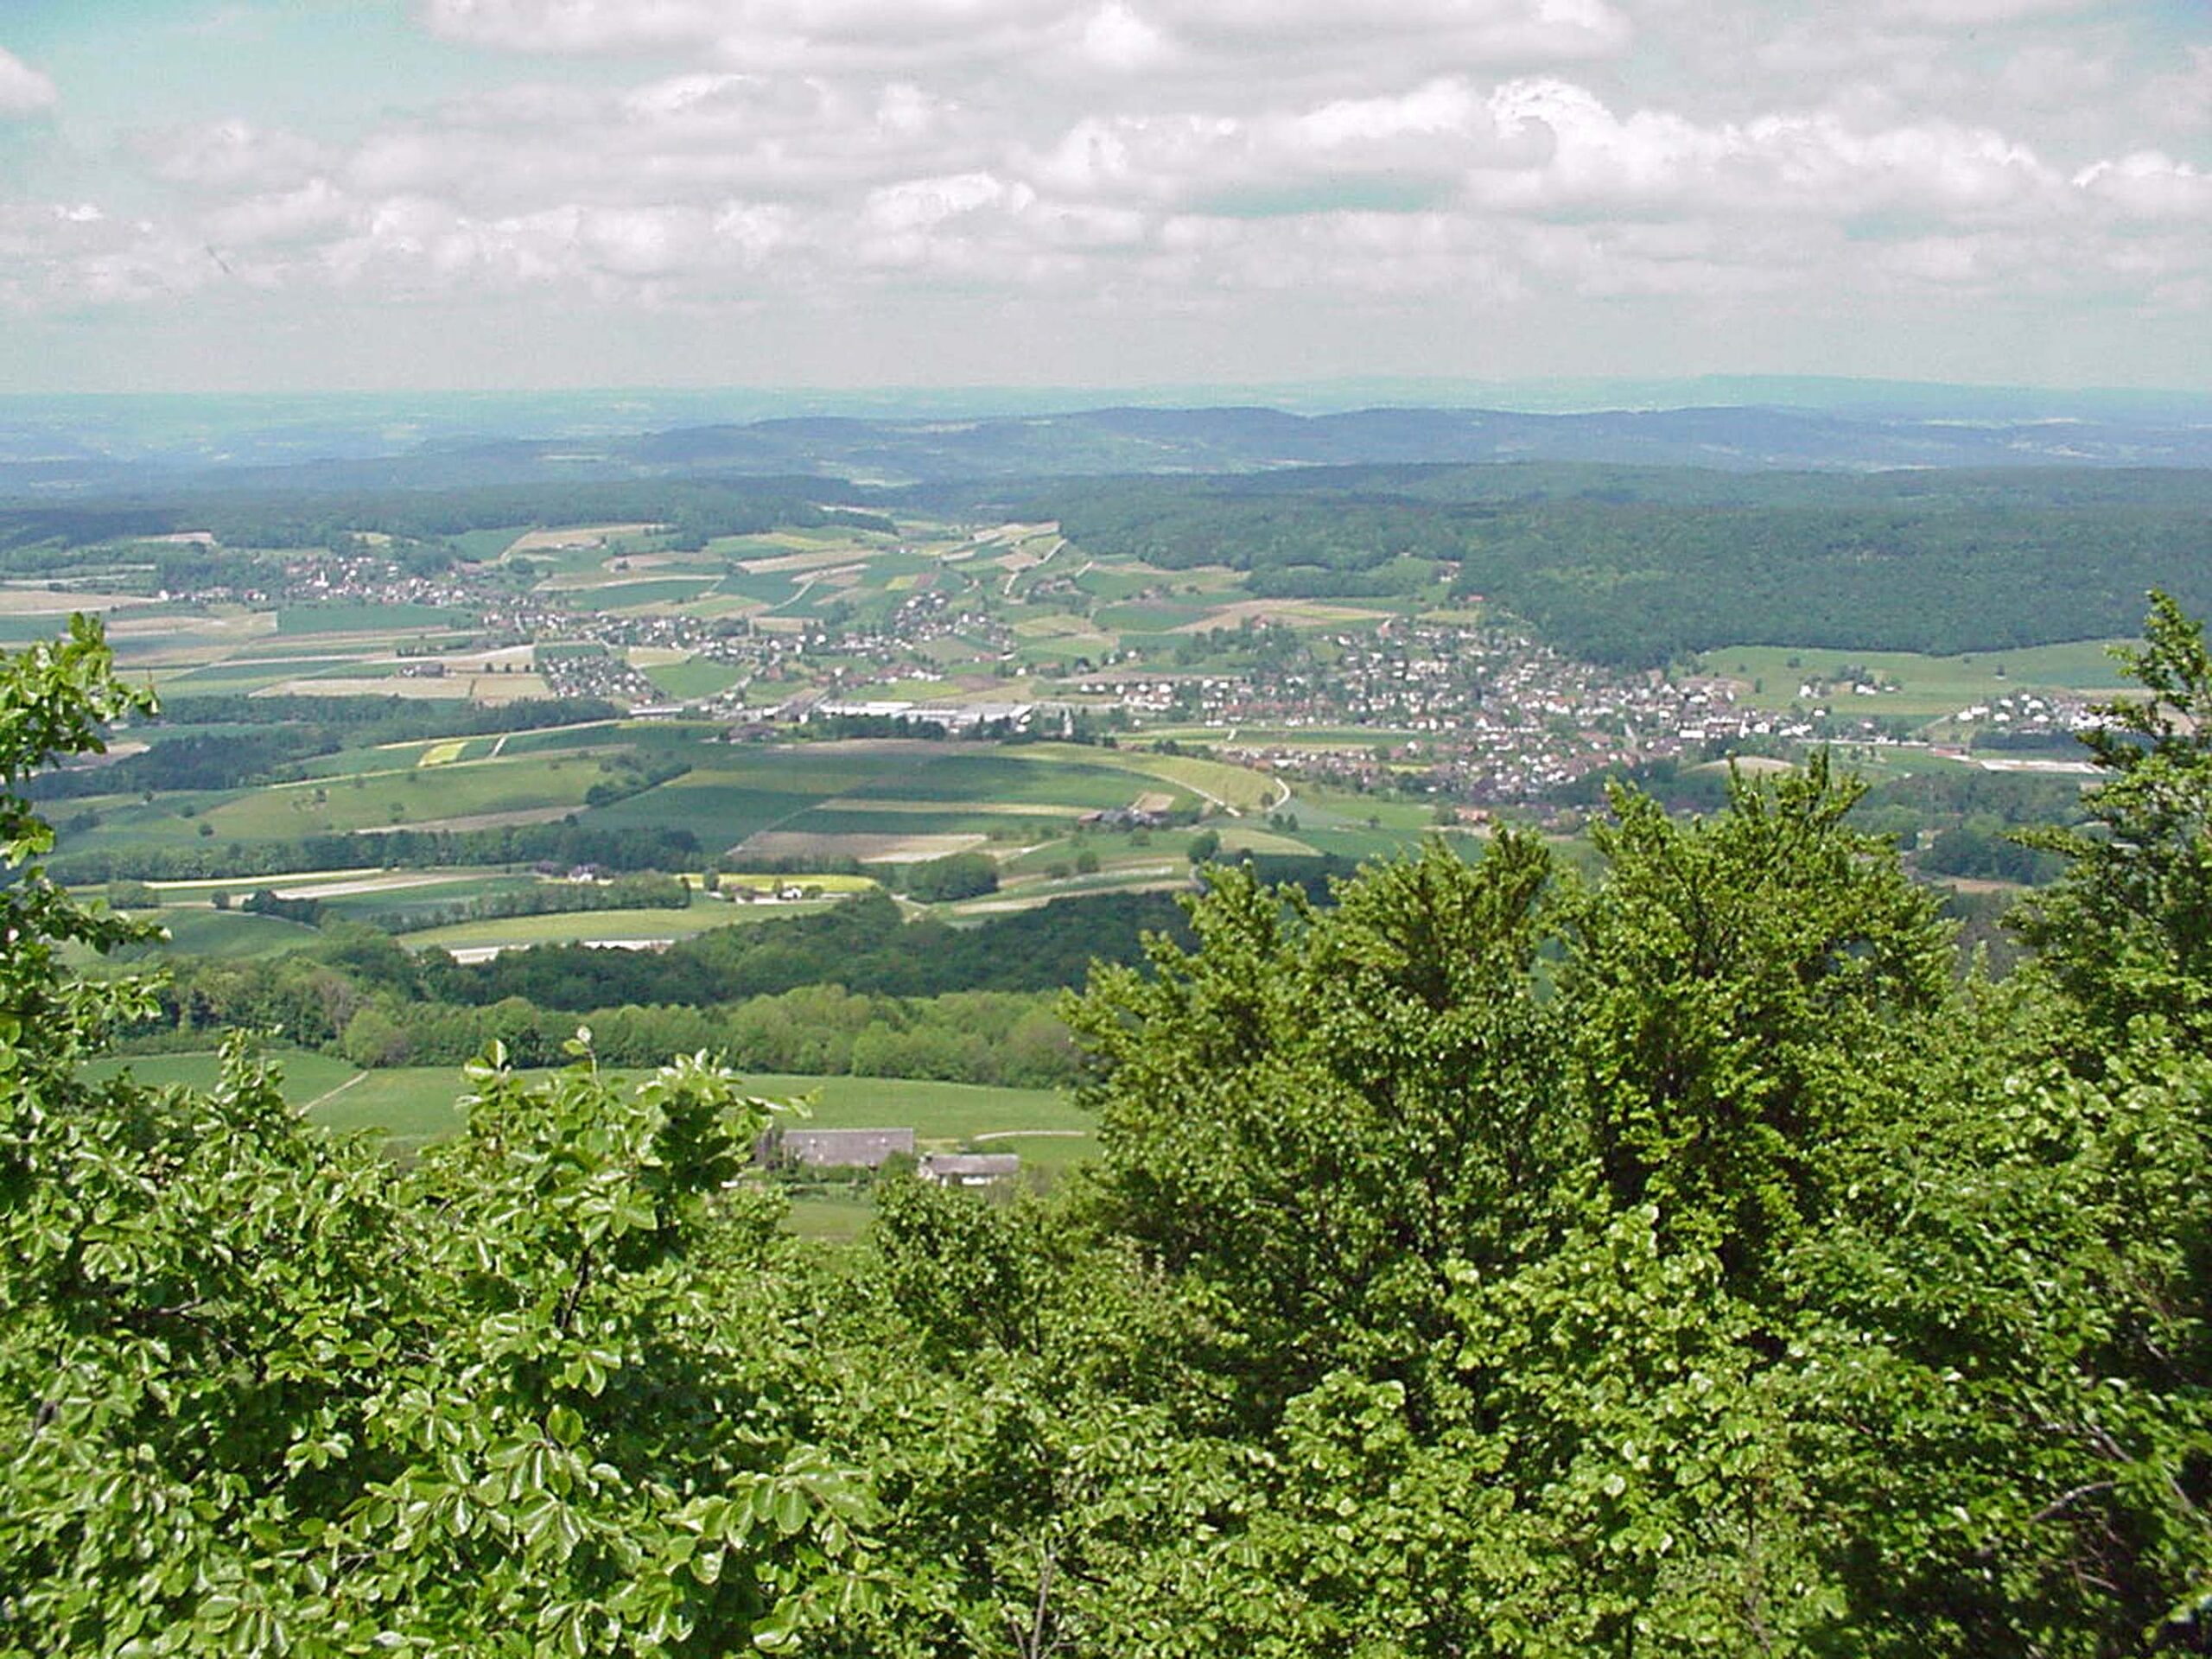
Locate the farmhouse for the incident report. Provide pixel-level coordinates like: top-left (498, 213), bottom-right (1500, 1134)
top-left (1077, 805), bottom-right (1165, 830)
top-left (918, 1152), bottom-right (1021, 1187)
top-left (766, 1127), bottom-right (918, 1170)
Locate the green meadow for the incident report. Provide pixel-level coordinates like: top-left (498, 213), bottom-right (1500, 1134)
top-left (571, 739), bottom-right (1217, 856)
top-left (1703, 639), bottom-right (2136, 717)
top-left (202, 753), bottom-right (600, 837)
top-left (97, 907), bottom-right (324, 961)
top-left (276, 602), bottom-right (474, 634)
top-left (644, 658), bottom-right (746, 699)
top-left (85, 1049), bottom-right (360, 1103)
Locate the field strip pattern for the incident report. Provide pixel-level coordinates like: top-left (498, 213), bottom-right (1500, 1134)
top-left (814, 797), bottom-right (1079, 817)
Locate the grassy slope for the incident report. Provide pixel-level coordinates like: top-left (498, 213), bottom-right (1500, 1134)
top-left (1703, 638), bottom-right (2135, 717)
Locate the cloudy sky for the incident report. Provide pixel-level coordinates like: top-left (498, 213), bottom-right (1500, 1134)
top-left (0, 0), bottom-right (2205, 396)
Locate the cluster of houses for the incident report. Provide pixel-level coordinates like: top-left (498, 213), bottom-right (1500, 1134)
top-left (1948, 690), bottom-right (2094, 738)
top-left (1077, 804), bottom-right (1168, 830)
top-left (690, 585), bottom-right (1020, 719)
top-left (281, 549), bottom-right (479, 613)
top-left (525, 645), bottom-right (664, 705)
top-left (1141, 622), bottom-right (1820, 802)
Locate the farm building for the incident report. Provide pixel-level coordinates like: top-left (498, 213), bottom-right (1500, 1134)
top-left (918, 1152), bottom-right (1021, 1187)
top-left (767, 1127), bottom-right (917, 1170)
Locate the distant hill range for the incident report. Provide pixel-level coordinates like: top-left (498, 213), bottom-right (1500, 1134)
top-left (3, 379), bottom-right (2209, 495)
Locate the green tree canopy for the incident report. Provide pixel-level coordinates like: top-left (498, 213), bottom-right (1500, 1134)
top-left (2018, 589), bottom-right (2212, 1045)
top-left (0, 620), bottom-right (871, 1656)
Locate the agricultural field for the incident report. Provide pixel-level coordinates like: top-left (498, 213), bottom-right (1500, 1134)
top-left (101, 906), bottom-right (325, 961)
top-left (575, 738), bottom-right (1242, 871)
top-left (753, 1071), bottom-right (1084, 1145)
top-left (644, 658), bottom-right (745, 699)
top-left (203, 753), bottom-right (603, 838)
top-left (396, 899), bottom-right (835, 957)
top-left (1701, 639), bottom-right (2136, 719)
top-left (20, 482), bottom-right (2167, 1284)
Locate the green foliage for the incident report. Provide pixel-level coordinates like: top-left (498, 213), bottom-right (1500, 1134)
top-left (1562, 753), bottom-right (1954, 1278)
top-left (1068, 835), bottom-right (1567, 1422)
top-left (0, 616), bottom-right (164, 1148)
top-left (50, 818), bottom-right (701, 884)
top-left (1918, 815), bottom-right (2066, 884)
top-left (2017, 590), bottom-right (2212, 1041)
top-left (426, 888), bottom-right (1191, 1008)
top-left (0, 621), bottom-right (872, 1654)
top-left (2, 1041), bottom-right (873, 1655)
top-left (899, 851), bottom-right (1000, 904)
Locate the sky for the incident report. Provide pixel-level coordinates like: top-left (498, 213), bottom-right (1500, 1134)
top-left (0, 0), bottom-right (2206, 397)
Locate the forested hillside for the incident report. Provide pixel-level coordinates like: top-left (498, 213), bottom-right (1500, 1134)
top-left (0, 479), bottom-right (880, 561)
top-left (3, 613), bottom-right (2209, 1654)
top-left (1043, 466), bottom-right (2212, 664)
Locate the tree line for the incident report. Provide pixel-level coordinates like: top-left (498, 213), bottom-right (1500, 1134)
top-left (49, 818), bottom-right (702, 883)
top-left (116, 887), bottom-right (1192, 1086)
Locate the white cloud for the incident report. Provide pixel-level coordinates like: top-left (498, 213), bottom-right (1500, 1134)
top-left (56, 54), bottom-right (2198, 334)
top-left (421, 0), bottom-right (1630, 77)
top-left (2142, 45), bottom-right (2212, 133)
top-left (1472, 79), bottom-right (2066, 222)
top-left (0, 0), bottom-right (2193, 397)
top-left (2072, 152), bottom-right (2212, 220)
top-left (143, 121), bottom-right (331, 193)
top-left (423, 0), bottom-right (1041, 60)
top-left (0, 46), bottom-right (58, 116)
top-left (0, 201), bottom-right (217, 312)
top-left (1994, 43), bottom-right (2113, 111)
top-left (863, 170), bottom-right (1029, 234)
top-left (1080, 3), bottom-right (1173, 71)
top-left (1148, 0), bottom-right (1629, 58)
top-left (1872, 0), bottom-right (2096, 23)
top-left (1872, 234), bottom-right (1988, 286)
top-left (207, 179), bottom-right (358, 248)
top-left (1020, 79), bottom-right (1539, 219)
top-left (338, 72), bottom-right (969, 212)
top-left (418, 0), bottom-right (728, 54)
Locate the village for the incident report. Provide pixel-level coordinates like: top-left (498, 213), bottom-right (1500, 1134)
top-left (188, 538), bottom-right (2094, 809)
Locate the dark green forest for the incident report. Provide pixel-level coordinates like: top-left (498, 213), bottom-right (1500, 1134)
top-left (49, 819), bottom-right (703, 883)
top-left (3, 612), bottom-right (2210, 1654)
top-left (0, 479), bottom-right (885, 560)
top-left (1042, 466), bottom-right (2212, 664)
